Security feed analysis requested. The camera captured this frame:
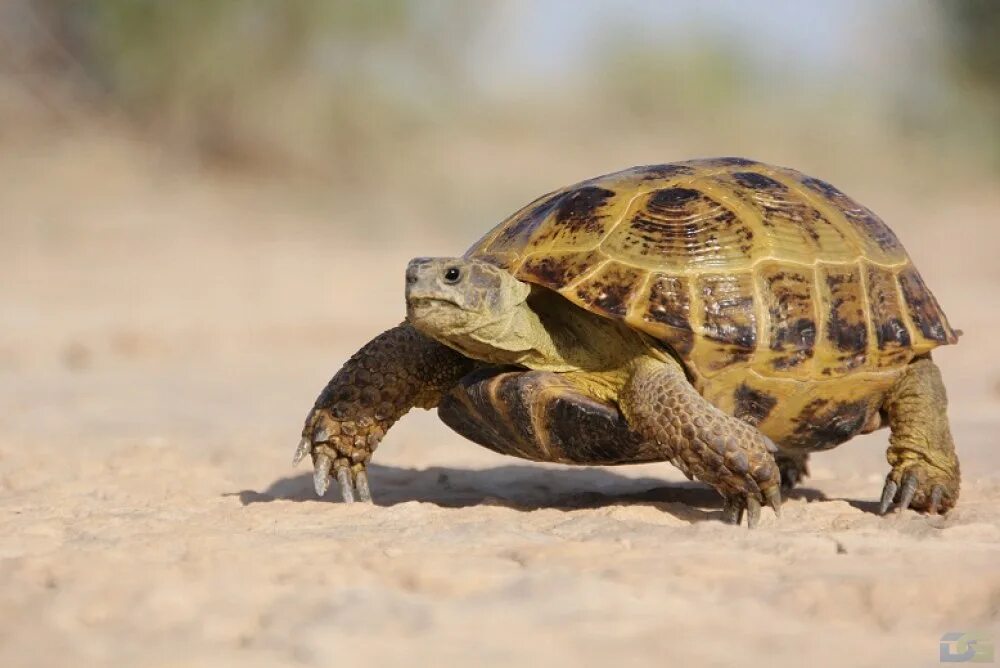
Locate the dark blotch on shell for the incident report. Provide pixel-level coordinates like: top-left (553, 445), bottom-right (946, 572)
top-left (898, 268), bottom-right (951, 343)
top-left (520, 256), bottom-right (577, 287)
top-left (552, 186), bottom-right (616, 234)
top-left (644, 275), bottom-right (694, 355)
top-left (731, 171), bottom-right (789, 192)
top-left (876, 317), bottom-right (911, 350)
top-left (578, 279), bottom-right (633, 317)
top-left (770, 317), bottom-right (817, 352)
top-left (646, 277), bottom-right (692, 332)
top-left (637, 164), bottom-right (697, 180)
top-left (647, 187), bottom-right (703, 210)
top-left (824, 271), bottom-right (868, 357)
top-left (788, 398), bottom-right (873, 451)
top-left (699, 273), bottom-right (757, 350)
top-left (826, 304), bottom-right (868, 355)
top-left (733, 383), bottom-right (778, 427)
top-left (769, 318), bottom-right (816, 369)
top-left (866, 265), bottom-right (913, 352)
top-left (800, 176), bottom-right (842, 199)
top-left (707, 319), bottom-right (756, 349)
top-left (702, 157), bottom-right (757, 167)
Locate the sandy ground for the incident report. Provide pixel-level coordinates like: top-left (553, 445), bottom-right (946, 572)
top-left (1, 134), bottom-right (999, 667)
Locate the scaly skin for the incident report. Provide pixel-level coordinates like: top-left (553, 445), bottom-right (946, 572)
top-left (619, 356), bottom-right (782, 526)
top-left (298, 323), bottom-right (473, 501)
top-left (879, 357), bottom-right (960, 514)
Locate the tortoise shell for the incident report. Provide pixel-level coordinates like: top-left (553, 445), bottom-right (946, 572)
top-left (465, 158), bottom-right (959, 450)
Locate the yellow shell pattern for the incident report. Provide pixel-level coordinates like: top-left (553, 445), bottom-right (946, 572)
top-left (465, 158), bottom-right (959, 451)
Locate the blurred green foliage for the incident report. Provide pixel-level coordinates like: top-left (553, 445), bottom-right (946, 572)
top-left (941, 0), bottom-right (1000, 94)
top-left (53, 0), bottom-right (488, 171)
top-left (11, 0), bottom-right (998, 178)
top-left (594, 38), bottom-right (752, 124)
top-left (939, 0), bottom-right (1000, 164)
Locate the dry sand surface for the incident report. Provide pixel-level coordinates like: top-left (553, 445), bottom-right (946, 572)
top-left (1, 135), bottom-right (999, 667)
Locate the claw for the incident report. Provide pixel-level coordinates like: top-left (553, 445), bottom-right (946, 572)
top-left (928, 486), bottom-right (944, 515)
top-left (313, 454), bottom-right (332, 497)
top-left (764, 486), bottom-right (782, 517)
top-left (879, 479), bottom-right (898, 515)
top-left (896, 474), bottom-right (917, 512)
top-left (293, 437), bottom-right (312, 466)
top-left (355, 469), bottom-right (372, 503)
top-left (668, 455), bottom-right (693, 480)
top-left (336, 466), bottom-right (355, 503)
top-left (721, 498), bottom-right (744, 525)
top-left (747, 496), bottom-right (762, 529)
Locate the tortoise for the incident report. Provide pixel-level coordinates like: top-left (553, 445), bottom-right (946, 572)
top-left (296, 157), bottom-right (961, 526)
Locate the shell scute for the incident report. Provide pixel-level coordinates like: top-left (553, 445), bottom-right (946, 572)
top-left (711, 170), bottom-right (855, 262)
top-left (864, 263), bottom-right (913, 366)
top-left (756, 261), bottom-right (817, 374)
top-left (602, 186), bottom-right (754, 271)
top-left (691, 272), bottom-right (757, 373)
top-left (897, 267), bottom-right (957, 345)
top-left (572, 261), bottom-right (645, 318)
top-left (817, 263), bottom-right (869, 374)
top-left (628, 273), bottom-right (694, 355)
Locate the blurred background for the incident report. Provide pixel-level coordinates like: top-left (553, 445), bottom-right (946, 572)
top-left (2, 2), bottom-right (1000, 666)
top-left (4, 0), bottom-right (1000, 234)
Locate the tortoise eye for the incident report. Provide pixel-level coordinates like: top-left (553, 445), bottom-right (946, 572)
top-left (444, 267), bottom-right (462, 283)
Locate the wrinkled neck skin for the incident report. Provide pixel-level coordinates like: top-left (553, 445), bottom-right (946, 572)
top-left (431, 294), bottom-right (566, 370)
top-left (416, 287), bottom-right (659, 376)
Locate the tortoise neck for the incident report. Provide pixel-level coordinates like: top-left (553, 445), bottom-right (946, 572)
top-left (462, 289), bottom-right (654, 373)
top-left (430, 298), bottom-right (573, 371)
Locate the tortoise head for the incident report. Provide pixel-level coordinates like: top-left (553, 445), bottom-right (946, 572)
top-left (405, 257), bottom-right (530, 345)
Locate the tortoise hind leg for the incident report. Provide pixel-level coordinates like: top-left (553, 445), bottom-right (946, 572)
top-left (775, 451), bottom-right (810, 491)
top-left (438, 369), bottom-right (662, 465)
top-left (879, 356), bottom-right (960, 514)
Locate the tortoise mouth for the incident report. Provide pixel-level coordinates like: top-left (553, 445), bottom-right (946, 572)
top-left (405, 296), bottom-right (468, 329)
top-left (405, 295), bottom-right (461, 310)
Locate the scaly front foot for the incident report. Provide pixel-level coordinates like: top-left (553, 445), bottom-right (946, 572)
top-left (721, 484), bottom-right (782, 529)
top-left (621, 356), bottom-right (782, 528)
top-left (696, 433), bottom-right (782, 528)
top-left (294, 411), bottom-right (374, 502)
top-left (294, 323), bottom-right (474, 504)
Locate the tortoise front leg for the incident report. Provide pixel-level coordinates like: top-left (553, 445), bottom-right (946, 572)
top-left (619, 356), bottom-right (782, 527)
top-left (297, 323), bottom-right (473, 501)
